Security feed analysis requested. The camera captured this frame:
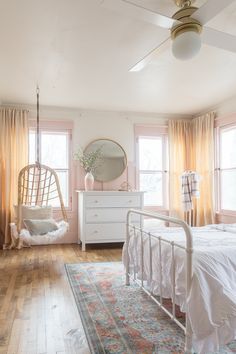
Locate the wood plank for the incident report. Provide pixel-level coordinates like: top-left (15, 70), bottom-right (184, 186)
top-left (0, 244), bottom-right (122, 354)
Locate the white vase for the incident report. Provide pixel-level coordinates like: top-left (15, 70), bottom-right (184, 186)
top-left (84, 172), bottom-right (94, 191)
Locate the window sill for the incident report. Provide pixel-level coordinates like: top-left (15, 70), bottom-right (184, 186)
top-left (53, 209), bottom-right (75, 217)
top-left (143, 206), bottom-right (169, 213)
top-left (216, 211), bottom-right (236, 217)
top-left (215, 212), bottom-right (236, 223)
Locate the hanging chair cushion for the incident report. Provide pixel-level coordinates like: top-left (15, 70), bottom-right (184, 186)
top-left (20, 220), bottom-right (69, 245)
top-left (23, 218), bottom-right (59, 236)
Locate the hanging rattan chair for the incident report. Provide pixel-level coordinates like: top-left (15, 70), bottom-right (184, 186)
top-left (10, 88), bottom-right (69, 248)
top-left (17, 163), bottom-right (68, 228)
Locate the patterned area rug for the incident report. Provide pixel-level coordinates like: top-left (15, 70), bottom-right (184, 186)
top-left (65, 262), bottom-right (236, 354)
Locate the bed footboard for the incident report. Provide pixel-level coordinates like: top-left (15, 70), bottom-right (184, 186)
top-left (126, 209), bottom-right (194, 353)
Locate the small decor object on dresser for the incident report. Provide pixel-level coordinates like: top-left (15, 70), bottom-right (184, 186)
top-left (118, 181), bottom-right (133, 192)
top-left (74, 147), bottom-right (102, 191)
top-left (84, 171), bottom-right (94, 191)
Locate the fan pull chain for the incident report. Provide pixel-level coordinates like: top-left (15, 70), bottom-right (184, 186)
top-left (182, 0), bottom-right (192, 7)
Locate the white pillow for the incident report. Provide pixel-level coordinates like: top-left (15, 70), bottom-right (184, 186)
top-left (23, 219), bottom-right (58, 236)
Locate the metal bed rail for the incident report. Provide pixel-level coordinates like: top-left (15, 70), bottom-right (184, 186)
top-left (126, 209), bottom-right (194, 353)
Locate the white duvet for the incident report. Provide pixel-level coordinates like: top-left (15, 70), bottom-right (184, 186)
top-left (122, 223), bottom-right (236, 354)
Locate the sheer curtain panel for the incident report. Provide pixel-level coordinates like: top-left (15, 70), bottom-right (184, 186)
top-left (168, 120), bottom-right (193, 220)
top-left (168, 112), bottom-right (215, 226)
top-left (0, 108), bottom-right (28, 246)
top-left (192, 112), bottom-right (215, 225)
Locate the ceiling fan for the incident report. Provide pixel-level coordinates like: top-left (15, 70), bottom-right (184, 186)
top-left (101, 0), bottom-right (236, 71)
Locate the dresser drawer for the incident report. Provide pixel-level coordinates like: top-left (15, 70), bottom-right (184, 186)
top-left (77, 191), bottom-right (144, 250)
top-left (85, 223), bottom-right (126, 241)
top-left (86, 208), bottom-right (141, 223)
top-left (86, 195), bottom-right (141, 208)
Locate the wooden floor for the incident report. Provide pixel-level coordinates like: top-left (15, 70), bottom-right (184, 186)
top-left (0, 244), bottom-right (122, 354)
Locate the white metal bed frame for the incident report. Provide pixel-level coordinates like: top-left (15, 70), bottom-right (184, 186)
top-left (126, 209), bottom-right (194, 353)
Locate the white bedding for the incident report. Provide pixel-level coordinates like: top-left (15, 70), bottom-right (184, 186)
top-left (122, 223), bottom-right (236, 353)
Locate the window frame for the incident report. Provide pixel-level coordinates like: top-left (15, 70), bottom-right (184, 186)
top-left (215, 122), bottom-right (236, 216)
top-left (135, 126), bottom-right (168, 210)
top-left (28, 121), bottom-right (73, 211)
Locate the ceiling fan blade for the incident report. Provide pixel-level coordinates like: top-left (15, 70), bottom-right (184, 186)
top-left (193, 0), bottom-right (236, 25)
top-left (129, 37), bottom-right (171, 72)
top-left (101, 0), bottom-right (178, 29)
top-left (202, 27), bottom-right (236, 54)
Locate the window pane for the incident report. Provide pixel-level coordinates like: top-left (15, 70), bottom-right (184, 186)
top-left (140, 173), bottom-right (163, 206)
top-left (29, 130), bottom-right (36, 164)
top-left (139, 138), bottom-right (162, 171)
top-left (41, 132), bottom-right (69, 168)
top-left (221, 170), bottom-right (236, 211)
top-left (50, 171), bottom-right (69, 207)
top-left (221, 128), bottom-right (236, 168)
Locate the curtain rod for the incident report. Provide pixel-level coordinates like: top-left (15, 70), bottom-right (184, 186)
top-left (0, 106), bottom-right (29, 112)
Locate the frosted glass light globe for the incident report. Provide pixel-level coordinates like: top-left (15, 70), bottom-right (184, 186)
top-left (172, 31), bottom-right (201, 60)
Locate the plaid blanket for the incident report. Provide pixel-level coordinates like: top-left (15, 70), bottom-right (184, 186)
top-left (181, 172), bottom-right (200, 211)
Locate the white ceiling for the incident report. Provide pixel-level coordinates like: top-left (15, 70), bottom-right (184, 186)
top-left (1, 0), bottom-right (236, 114)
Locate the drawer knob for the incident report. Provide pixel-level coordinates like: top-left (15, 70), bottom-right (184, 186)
top-left (94, 200), bottom-right (98, 203)
top-left (94, 230), bottom-right (98, 233)
top-left (94, 214), bottom-right (98, 217)
top-left (128, 200), bottom-right (132, 203)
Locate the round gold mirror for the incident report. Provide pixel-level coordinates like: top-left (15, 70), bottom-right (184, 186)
top-left (84, 139), bottom-right (127, 182)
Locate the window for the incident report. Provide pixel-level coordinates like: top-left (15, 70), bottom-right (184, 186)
top-left (137, 135), bottom-right (168, 208)
top-left (218, 125), bottom-right (236, 212)
top-left (29, 128), bottom-right (71, 208)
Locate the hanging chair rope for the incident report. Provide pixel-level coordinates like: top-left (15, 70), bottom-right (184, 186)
top-left (16, 87), bottom-right (68, 233)
top-left (36, 86), bottom-right (40, 164)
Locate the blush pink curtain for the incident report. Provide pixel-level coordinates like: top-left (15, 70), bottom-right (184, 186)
top-left (191, 113), bottom-right (215, 226)
top-left (0, 108), bottom-right (28, 246)
top-left (168, 112), bottom-right (215, 226)
top-left (168, 120), bottom-right (193, 221)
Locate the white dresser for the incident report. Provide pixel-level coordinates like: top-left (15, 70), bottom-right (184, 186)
top-left (77, 191), bottom-right (144, 251)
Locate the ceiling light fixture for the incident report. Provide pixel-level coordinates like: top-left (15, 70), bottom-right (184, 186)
top-left (171, 0), bottom-right (202, 60)
top-left (102, 0), bottom-right (236, 71)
